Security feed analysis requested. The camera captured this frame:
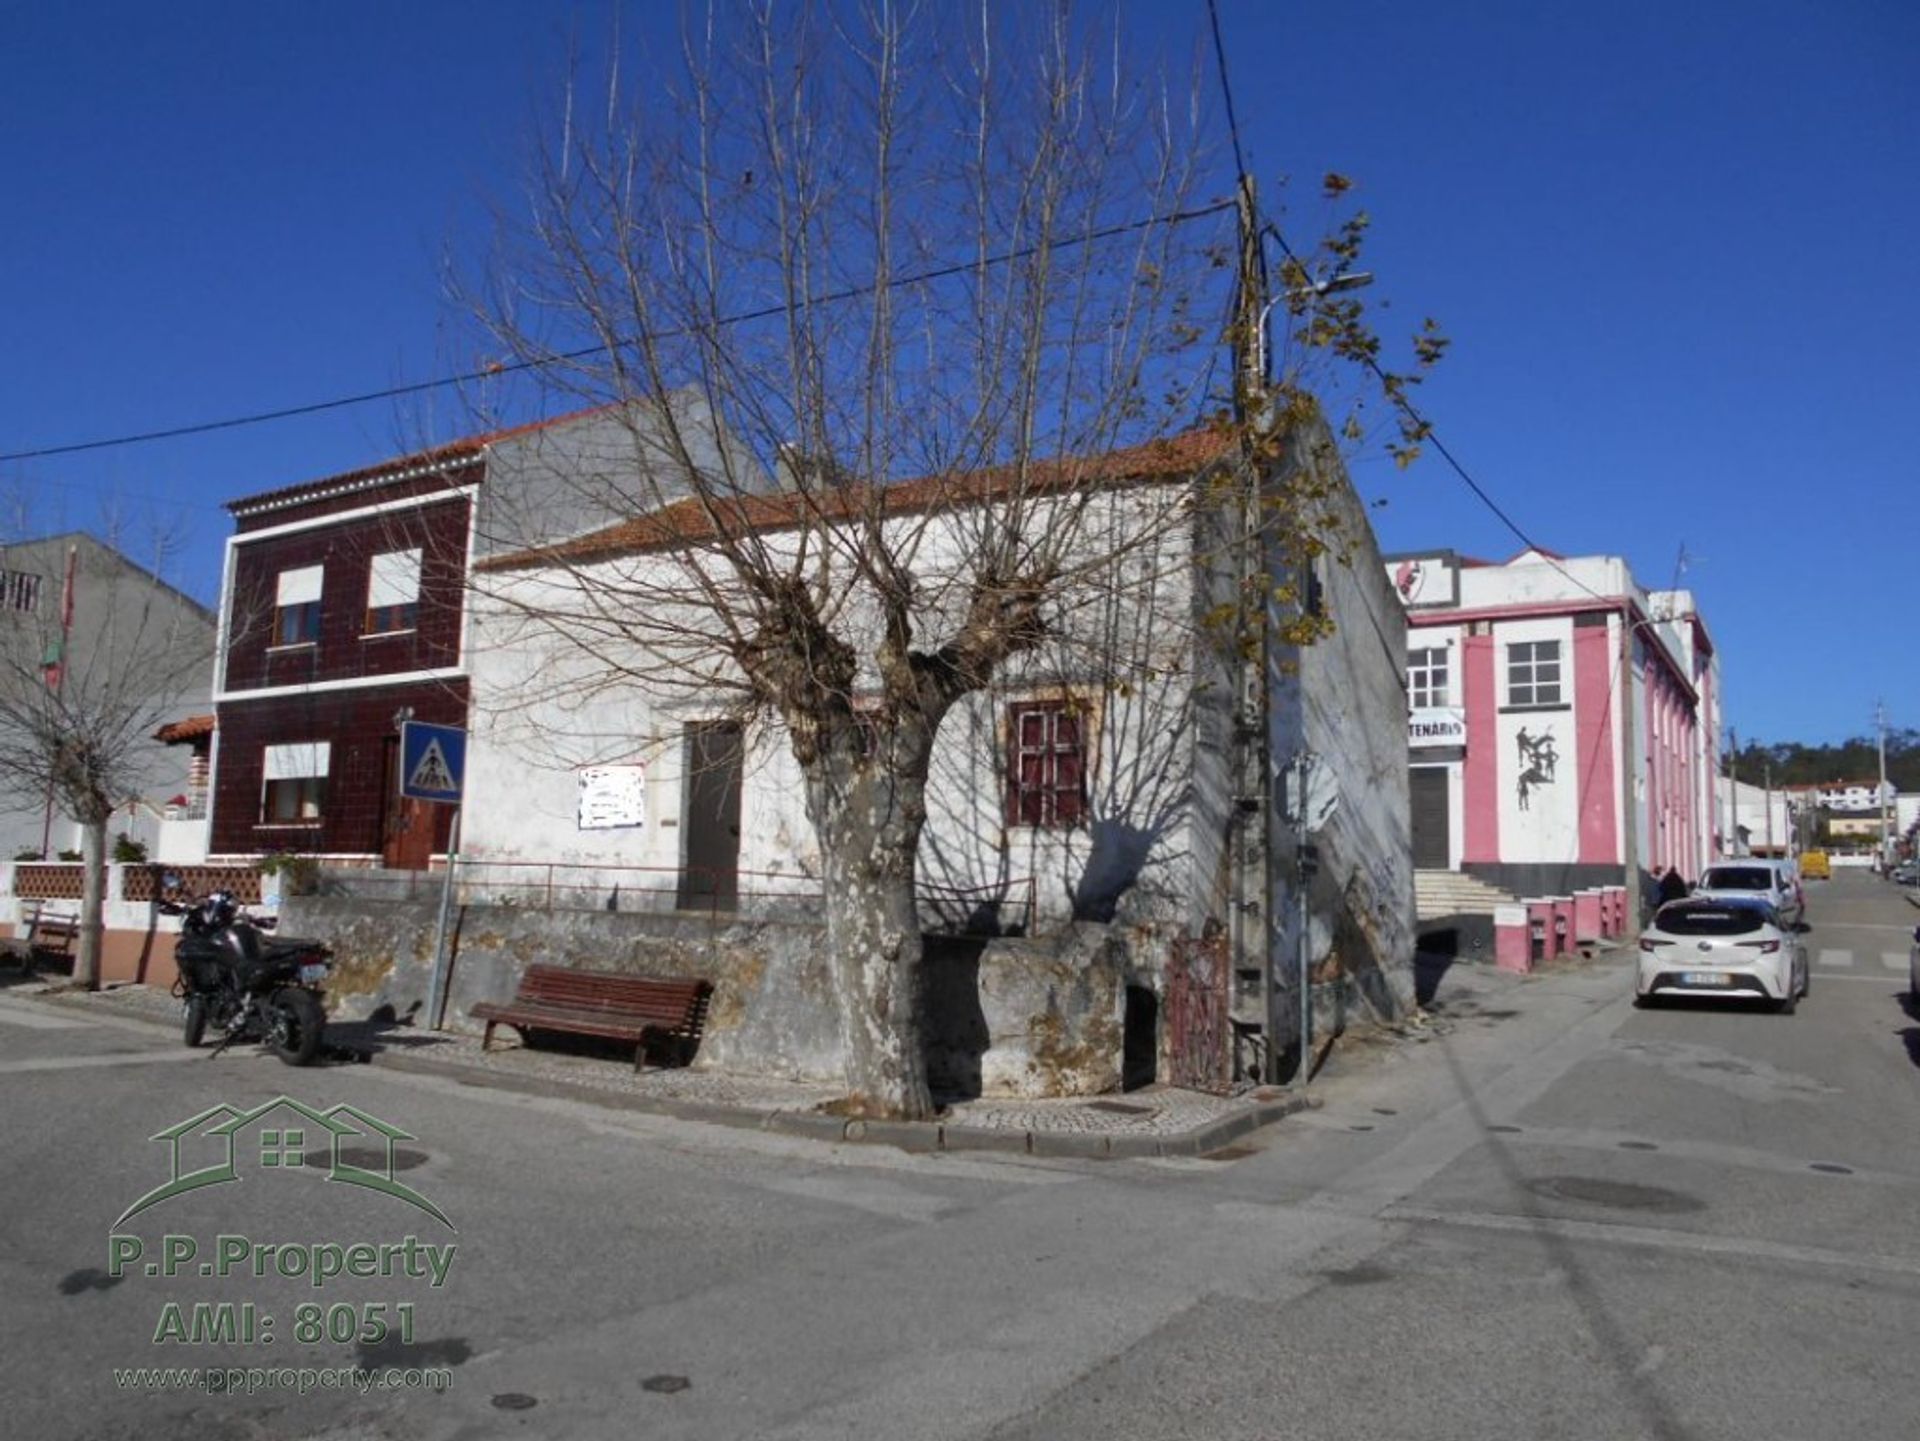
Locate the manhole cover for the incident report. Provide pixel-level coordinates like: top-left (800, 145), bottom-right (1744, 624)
top-left (1810, 1162), bottom-right (1854, 1175)
top-left (1618, 1140), bottom-right (1660, 1151)
top-left (306, 1146), bottom-right (431, 1172)
top-left (490, 1394), bottom-right (538, 1411)
top-left (642, 1375), bottom-right (692, 1394)
top-left (1487, 1124), bottom-right (1522, 1134)
top-left (1527, 1176), bottom-right (1704, 1213)
top-left (1084, 1101), bottom-right (1153, 1116)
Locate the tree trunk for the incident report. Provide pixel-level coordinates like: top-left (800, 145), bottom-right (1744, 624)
top-left (806, 756), bottom-right (936, 1120)
top-left (76, 815), bottom-right (106, 990)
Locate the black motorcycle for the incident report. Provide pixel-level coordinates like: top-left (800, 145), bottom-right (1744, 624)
top-left (163, 885), bottom-right (333, 1066)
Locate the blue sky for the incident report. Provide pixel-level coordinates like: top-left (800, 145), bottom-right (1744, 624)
top-left (2, 1), bottom-right (1914, 746)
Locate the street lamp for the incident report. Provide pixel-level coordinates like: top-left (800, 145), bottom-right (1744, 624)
top-left (1256, 271), bottom-right (1375, 385)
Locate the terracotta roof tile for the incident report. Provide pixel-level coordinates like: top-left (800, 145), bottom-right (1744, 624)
top-left (154, 714), bottom-right (216, 744)
top-left (479, 426), bottom-right (1233, 573)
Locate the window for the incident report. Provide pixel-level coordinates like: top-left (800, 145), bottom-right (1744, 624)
top-left (275, 565), bottom-right (323, 646)
top-left (1407, 646), bottom-right (1450, 708)
top-left (0, 569), bottom-right (41, 613)
top-left (260, 741), bottom-right (330, 823)
top-left (1006, 701), bottom-right (1087, 828)
top-left (1506, 639), bottom-right (1562, 707)
top-left (365, 548), bottom-right (421, 635)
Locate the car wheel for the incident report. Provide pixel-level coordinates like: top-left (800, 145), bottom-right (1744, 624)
top-left (1776, 983), bottom-right (1798, 1016)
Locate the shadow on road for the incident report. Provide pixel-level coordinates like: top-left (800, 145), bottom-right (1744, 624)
top-left (318, 1006), bottom-right (459, 1066)
top-left (1434, 1028), bottom-right (1693, 1441)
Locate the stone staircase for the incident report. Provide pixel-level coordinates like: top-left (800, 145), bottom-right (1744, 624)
top-left (1415, 869), bottom-right (1522, 923)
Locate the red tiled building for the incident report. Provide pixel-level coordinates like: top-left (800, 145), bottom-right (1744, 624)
top-left (208, 401), bottom-right (724, 865)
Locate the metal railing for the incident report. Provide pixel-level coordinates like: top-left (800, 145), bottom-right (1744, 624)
top-left (325, 858), bottom-right (1038, 934)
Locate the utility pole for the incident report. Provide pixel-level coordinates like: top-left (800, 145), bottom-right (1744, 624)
top-left (1876, 700), bottom-right (1891, 867)
top-left (1620, 608), bottom-right (1641, 939)
top-left (1763, 750), bottom-right (1774, 856)
top-left (1230, 175), bottom-right (1276, 1083)
top-left (1726, 725), bottom-right (1738, 858)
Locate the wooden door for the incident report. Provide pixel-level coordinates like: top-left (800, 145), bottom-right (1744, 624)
top-left (381, 735), bottom-right (436, 871)
top-left (678, 722), bottom-right (743, 911)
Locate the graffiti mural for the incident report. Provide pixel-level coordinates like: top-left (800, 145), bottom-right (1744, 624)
top-left (1515, 726), bottom-right (1558, 811)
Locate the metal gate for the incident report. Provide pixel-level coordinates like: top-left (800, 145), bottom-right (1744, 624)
top-left (1166, 931), bottom-right (1231, 1094)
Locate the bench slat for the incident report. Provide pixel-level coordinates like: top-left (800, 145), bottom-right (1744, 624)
top-left (472, 965), bottom-right (713, 1070)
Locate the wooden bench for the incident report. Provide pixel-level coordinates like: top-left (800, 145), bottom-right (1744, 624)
top-left (470, 965), bottom-right (714, 1070)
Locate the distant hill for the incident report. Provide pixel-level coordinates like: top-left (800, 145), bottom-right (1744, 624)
top-left (1721, 730), bottom-right (1920, 793)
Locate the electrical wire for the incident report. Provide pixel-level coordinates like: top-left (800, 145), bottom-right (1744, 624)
top-left (0, 199), bottom-right (1236, 466)
top-left (1204, 0), bottom-right (1252, 192)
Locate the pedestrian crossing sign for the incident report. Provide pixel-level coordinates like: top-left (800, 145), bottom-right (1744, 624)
top-left (400, 721), bottom-right (466, 804)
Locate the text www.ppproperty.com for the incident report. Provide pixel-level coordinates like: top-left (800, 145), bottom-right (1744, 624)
top-left (113, 1365), bottom-right (453, 1396)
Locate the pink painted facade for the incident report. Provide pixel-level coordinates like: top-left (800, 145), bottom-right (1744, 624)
top-left (1388, 547), bottom-right (1721, 903)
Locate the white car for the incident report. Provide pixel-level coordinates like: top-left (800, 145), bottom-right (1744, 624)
top-left (1909, 925), bottom-right (1920, 1004)
top-left (1693, 861), bottom-right (1804, 930)
top-left (1636, 898), bottom-right (1808, 1012)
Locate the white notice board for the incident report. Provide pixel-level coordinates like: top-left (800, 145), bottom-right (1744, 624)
top-left (577, 764), bottom-right (647, 830)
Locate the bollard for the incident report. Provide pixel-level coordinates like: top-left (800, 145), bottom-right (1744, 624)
top-left (1551, 897), bottom-right (1574, 957)
top-left (1494, 904), bottom-right (1530, 974)
top-left (1526, 899), bottom-right (1553, 963)
top-left (1574, 889), bottom-right (1602, 943)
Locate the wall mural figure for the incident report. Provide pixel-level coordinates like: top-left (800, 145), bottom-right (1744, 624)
top-left (1393, 558), bottom-right (1426, 604)
top-left (1515, 726), bottom-right (1558, 811)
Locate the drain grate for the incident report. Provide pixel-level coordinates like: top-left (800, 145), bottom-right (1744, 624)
top-left (1084, 1100), bottom-right (1154, 1116)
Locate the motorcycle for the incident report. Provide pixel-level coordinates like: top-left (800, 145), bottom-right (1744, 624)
top-left (162, 881), bottom-right (333, 1066)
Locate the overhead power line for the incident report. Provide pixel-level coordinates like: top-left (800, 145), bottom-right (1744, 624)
top-left (1, 199), bottom-right (1236, 466)
top-left (1256, 219), bottom-right (1615, 607)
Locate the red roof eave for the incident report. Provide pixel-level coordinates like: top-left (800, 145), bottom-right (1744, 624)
top-left (477, 426), bottom-right (1235, 574)
top-left (154, 714), bottom-right (216, 745)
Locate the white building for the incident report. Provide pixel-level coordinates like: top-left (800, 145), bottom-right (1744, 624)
top-left (449, 421), bottom-right (1416, 1085)
top-left (1384, 547), bottom-right (1723, 904)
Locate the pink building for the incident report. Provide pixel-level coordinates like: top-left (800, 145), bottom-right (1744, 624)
top-left (1388, 548), bottom-right (1721, 909)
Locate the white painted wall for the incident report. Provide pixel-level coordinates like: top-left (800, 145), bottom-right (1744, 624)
top-left (463, 482), bottom-right (1202, 927)
top-left (1491, 615), bottom-right (1581, 866)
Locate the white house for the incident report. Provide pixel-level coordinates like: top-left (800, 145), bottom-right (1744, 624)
top-left (439, 419), bottom-right (1415, 1089)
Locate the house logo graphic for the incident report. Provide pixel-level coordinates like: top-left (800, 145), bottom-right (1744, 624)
top-left (113, 1097), bottom-right (454, 1231)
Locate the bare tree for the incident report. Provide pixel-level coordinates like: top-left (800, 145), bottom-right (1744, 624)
top-left (0, 525), bottom-right (217, 987)
top-left (464, 4), bottom-right (1428, 1116)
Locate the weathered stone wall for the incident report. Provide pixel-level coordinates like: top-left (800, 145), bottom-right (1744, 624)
top-left (284, 890), bottom-right (1130, 1097)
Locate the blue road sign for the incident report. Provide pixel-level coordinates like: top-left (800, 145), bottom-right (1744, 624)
top-left (400, 722), bottom-right (466, 804)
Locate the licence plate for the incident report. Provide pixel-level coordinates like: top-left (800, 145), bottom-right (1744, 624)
top-left (296, 963), bottom-right (329, 985)
top-left (1682, 971), bottom-right (1732, 986)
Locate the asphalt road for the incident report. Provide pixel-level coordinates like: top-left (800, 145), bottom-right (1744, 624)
top-left (3, 870), bottom-right (1917, 1440)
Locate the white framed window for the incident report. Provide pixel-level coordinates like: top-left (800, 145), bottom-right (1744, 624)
top-left (1506, 639), bottom-right (1563, 707)
top-left (1408, 646), bottom-right (1450, 708)
top-left (274, 565), bottom-right (324, 646)
top-left (365, 549), bottom-right (422, 635)
top-left (261, 741), bottom-right (330, 822)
